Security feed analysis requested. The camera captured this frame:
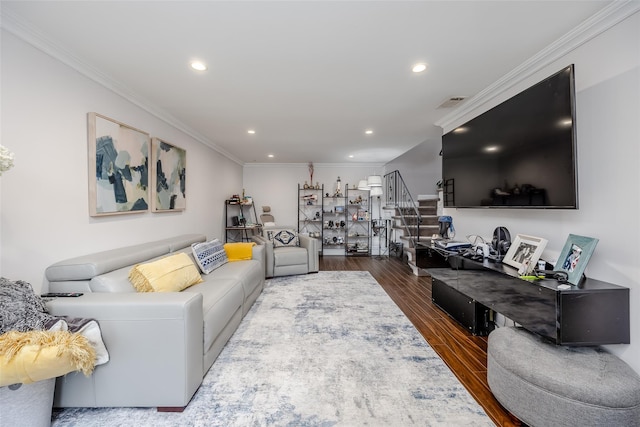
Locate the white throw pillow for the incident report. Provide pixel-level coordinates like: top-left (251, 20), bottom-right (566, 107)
top-left (267, 229), bottom-right (299, 248)
top-left (191, 239), bottom-right (228, 274)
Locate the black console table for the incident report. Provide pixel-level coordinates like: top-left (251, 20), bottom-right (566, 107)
top-left (428, 256), bottom-right (630, 345)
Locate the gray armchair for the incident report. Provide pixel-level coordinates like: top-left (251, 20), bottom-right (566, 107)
top-left (252, 230), bottom-right (319, 278)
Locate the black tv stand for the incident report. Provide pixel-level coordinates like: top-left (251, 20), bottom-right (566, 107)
top-left (428, 256), bottom-right (630, 345)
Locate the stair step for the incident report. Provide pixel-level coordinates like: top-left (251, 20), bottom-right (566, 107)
top-left (399, 236), bottom-right (434, 248)
top-left (391, 216), bottom-right (439, 225)
top-left (407, 261), bottom-right (430, 277)
top-left (399, 235), bottom-right (434, 241)
top-left (392, 224), bottom-right (439, 231)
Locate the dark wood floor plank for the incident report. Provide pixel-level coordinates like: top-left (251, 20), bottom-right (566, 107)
top-left (319, 255), bottom-right (521, 427)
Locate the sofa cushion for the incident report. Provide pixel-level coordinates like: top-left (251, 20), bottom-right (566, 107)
top-left (161, 234), bottom-right (206, 252)
top-left (191, 239), bottom-right (228, 274)
top-left (128, 253), bottom-right (203, 292)
top-left (89, 267), bottom-right (136, 293)
top-left (183, 278), bottom-right (243, 353)
top-left (266, 229), bottom-right (299, 248)
top-left (210, 260), bottom-right (264, 302)
top-left (224, 242), bottom-right (256, 261)
top-left (274, 246), bottom-right (308, 266)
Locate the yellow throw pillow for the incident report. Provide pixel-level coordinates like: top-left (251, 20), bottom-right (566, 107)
top-left (0, 330), bottom-right (96, 386)
top-left (128, 252), bottom-right (203, 292)
top-left (224, 242), bottom-right (256, 261)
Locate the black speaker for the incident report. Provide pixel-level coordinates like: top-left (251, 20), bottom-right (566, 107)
top-left (492, 226), bottom-right (511, 257)
top-left (232, 216), bottom-right (240, 226)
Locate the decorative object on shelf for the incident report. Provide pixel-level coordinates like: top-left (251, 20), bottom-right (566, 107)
top-left (308, 162), bottom-right (314, 185)
top-left (491, 226), bottom-right (511, 259)
top-left (555, 234), bottom-right (599, 286)
top-left (88, 112), bottom-right (150, 216)
top-left (502, 234), bottom-right (548, 275)
top-left (334, 176), bottom-right (343, 197)
top-left (0, 144), bottom-right (15, 175)
top-left (151, 137), bottom-right (186, 212)
top-left (438, 216), bottom-right (456, 239)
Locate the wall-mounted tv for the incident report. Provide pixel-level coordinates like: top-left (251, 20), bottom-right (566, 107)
top-left (442, 65), bottom-right (578, 209)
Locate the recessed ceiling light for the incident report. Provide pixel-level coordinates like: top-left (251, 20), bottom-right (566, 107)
top-left (348, 155), bottom-right (355, 158)
top-left (247, 130), bottom-right (256, 134)
top-left (412, 63), bottom-right (427, 73)
top-left (190, 61), bottom-right (207, 71)
top-left (267, 154), bottom-right (274, 158)
top-left (484, 145), bottom-right (500, 152)
top-left (365, 130), bottom-right (373, 135)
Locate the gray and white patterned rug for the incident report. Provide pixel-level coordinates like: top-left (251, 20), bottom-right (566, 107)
top-left (52, 271), bottom-right (492, 426)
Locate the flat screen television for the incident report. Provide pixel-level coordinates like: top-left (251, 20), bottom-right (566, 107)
top-left (441, 65), bottom-right (577, 209)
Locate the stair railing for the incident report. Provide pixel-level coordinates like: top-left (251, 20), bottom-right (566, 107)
top-left (383, 170), bottom-right (422, 247)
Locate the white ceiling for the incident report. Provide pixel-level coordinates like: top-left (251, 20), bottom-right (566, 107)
top-left (1, 1), bottom-right (612, 165)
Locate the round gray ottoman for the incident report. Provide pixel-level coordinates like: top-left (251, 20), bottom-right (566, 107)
top-left (487, 327), bottom-right (640, 427)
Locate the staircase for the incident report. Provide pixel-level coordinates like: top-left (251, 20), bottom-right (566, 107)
top-left (383, 171), bottom-right (440, 276)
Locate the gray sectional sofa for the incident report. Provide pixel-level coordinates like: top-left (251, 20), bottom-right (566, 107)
top-left (43, 234), bottom-right (265, 410)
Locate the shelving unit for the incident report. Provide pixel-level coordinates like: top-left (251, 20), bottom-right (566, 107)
top-left (224, 199), bottom-right (261, 242)
top-left (322, 193), bottom-right (346, 256)
top-left (298, 184), bottom-right (324, 254)
top-left (372, 218), bottom-right (391, 256)
top-left (345, 185), bottom-right (371, 256)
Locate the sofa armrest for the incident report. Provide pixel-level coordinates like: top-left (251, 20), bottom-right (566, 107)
top-left (251, 242), bottom-right (266, 277)
top-left (251, 235), bottom-right (274, 277)
top-left (298, 234), bottom-right (319, 273)
top-left (45, 292), bottom-right (203, 408)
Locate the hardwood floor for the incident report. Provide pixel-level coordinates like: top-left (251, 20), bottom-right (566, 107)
top-left (319, 255), bottom-right (522, 427)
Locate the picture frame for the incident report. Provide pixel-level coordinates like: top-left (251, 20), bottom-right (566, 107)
top-left (151, 137), bottom-right (187, 212)
top-left (88, 113), bottom-right (150, 217)
top-left (502, 234), bottom-right (548, 274)
top-left (556, 234), bottom-right (599, 286)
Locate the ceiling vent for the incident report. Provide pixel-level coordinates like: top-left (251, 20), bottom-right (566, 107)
top-left (437, 96), bottom-right (467, 109)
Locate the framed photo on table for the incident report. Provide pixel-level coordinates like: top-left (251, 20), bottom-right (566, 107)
top-left (556, 234), bottom-right (599, 286)
top-left (502, 234), bottom-right (548, 274)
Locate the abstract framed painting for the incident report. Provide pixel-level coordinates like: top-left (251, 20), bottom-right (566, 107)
top-left (151, 137), bottom-right (186, 212)
top-left (88, 113), bottom-right (150, 217)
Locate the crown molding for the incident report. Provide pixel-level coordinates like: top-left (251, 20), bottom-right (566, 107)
top-left (244, 162), bottom-right (385, 169)
top-left (435, 0), bottom-right (640, 132)
top-left (0, 8), bottom-right (244, 166)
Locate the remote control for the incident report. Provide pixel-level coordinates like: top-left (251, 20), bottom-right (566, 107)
top-left (41, 292), bottom-right (83, 297)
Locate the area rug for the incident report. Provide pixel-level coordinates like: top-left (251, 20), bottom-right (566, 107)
top-left (51, 271), bottom-right (492, 426)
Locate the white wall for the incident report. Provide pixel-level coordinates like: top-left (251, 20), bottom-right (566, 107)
top-left (383, 130), bottom-right (443, 198)
top-left (441, 13), bottom-right (640, 372)
top-left (0, 31), bottom-right (243, 293)
top-left (242, 163), bottom-right (383, 228)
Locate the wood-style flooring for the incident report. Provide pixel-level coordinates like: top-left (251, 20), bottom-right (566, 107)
top-left (319, 255), bottom-right (522, 427)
